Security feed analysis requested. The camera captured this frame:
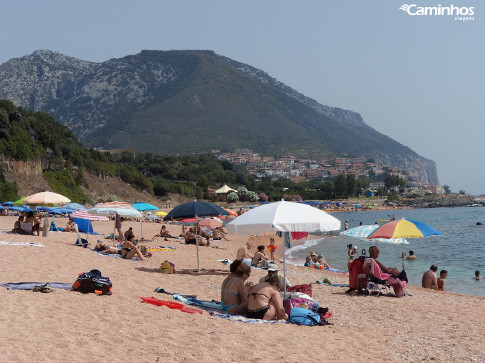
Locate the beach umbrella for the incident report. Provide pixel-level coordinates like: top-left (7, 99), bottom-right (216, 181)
top-left (224, 208), bottom-right (237, 216)
top-left (367, 218), bottom-right (443, 269)
top-left (23, 191), bottom-right (71, 205)
top-left (132, 202), bottom-right (159, 240)
top-left (163, 201), bottom-right (229, 221)
top-left (13, 196), bottom-right (27, 206)
top-left (88, 202), bottom-right (142, 218)
top-left (155, 211), bottom-right (167, 216)
top-left (23, 191), bottom-right (71, 237)
top-left (64, 203), bottom-right (87, 211)
top-left (163, 201), bottom-right (230, 272)
top-left (341, 225), bottom-right (410, 245)
top-left (198, 218), bottom-right (223, 228)
top-left (2, 201), bottom-right (14, 206)
top-left (71, 210), bottom-right (110, 221)
top-left (226, 200), bottom-right (341, 297)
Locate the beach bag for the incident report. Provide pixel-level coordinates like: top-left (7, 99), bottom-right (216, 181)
top-left (75, 238), bottom-right (89, 248)
top-left (286, 283), bottom-right (312, 297)
top-left (159, 260), bottom-right (176, 274)
top-left (284, 298), bottom-right (313, 316)
top-left (288, 307), bottom-right (321, 326)
top-left (72, 269), bottom-right (112, 295)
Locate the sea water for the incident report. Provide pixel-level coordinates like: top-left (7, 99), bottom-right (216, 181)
top-left (285, 207), bottom-right (485, 297)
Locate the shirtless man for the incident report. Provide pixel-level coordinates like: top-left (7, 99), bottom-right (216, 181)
top-left (368, 246), bottom-right (400, 276)
top-left (247, 276), bottom-right (287, 320)
top-left (236, 241), bottom-right (253, 260)
top-left (437, 270), bottom-right (448, 291)
top-left (422, 265), bottom-right (438, 290)
top-left (406, 250), bottom-right (418, 260)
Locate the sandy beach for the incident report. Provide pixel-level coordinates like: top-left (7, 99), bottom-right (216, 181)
top-left (0, 216), bottom-right (484, 362)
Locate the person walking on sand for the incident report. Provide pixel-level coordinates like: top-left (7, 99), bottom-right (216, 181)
top-left (422, 265), bottom-right (438, 290)
top-left (437, 270), bottom-right (448, 291)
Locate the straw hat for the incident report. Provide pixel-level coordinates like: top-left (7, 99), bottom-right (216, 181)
top-left (310, 251), bottom-right (317, 256)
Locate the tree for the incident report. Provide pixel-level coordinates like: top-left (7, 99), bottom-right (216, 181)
top-left (334, 174), bottom-right (347, 198)
top-left (443, 185), bottom-right (451, 194)
top-left (346, 174), bottom-right (357, 197)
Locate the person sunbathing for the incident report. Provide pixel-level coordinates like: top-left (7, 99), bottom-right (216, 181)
top-left (364, 246), bottom-right (406, 297)
top-left (119, 235), bottom-right (145, 260)
top-left (316, 254), bottom-right (330, 269)
top-left (184, 228), bottom-right (209, 246)
top-left (247, 276), bottom-right (287, 320)
top-left (251, 245), bottom-right (269, 267)
top-left (220, 262), bottom-right (251, 314)
top-left (212, 227), bottom-right (228, 241)
top-left (12, 216), bottom-right (24, 233)
top-left (95, 242), bottom-right (120, 254)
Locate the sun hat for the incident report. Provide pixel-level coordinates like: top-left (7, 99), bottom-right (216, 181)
top-left (310, 251), bottom-right (317, 256)
top-left (267, 263), bottom-right (279, 272)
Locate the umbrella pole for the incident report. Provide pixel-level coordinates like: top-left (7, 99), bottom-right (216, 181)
top-left (140, 219), bottom-right (143, 241)
top-left (196, 219), bottom-right (200, 273)
top-left (402, 243), bottom-right (405, 271)
top-left (283, 232), bottom-right (288, 301)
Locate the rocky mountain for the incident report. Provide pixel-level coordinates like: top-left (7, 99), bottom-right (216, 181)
top-left (0, 50), bottom-right (439, 185)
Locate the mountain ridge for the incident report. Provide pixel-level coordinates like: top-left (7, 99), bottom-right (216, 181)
top-left (0, 49), bottom-right (439, 185)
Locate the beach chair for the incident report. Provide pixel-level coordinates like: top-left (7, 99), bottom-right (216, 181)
top-left (19, 221), bottom-right (33, 235)
top-left (345, 256), bottom-right (368, 294)
top-left (363, 258), bottom-right (408, 297)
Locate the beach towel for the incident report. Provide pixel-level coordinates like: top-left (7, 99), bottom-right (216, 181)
top-left (140, 297), bottom-right (203, 314)
top-left (96, 251), bottom-right (140, 261)
top-left (0, 282), bottom-right (73, 290)
top-left (0, 241), bottom-right (44, 247)
top-left (363, 258), bottom-right (405, 287)
top-left (172, 294), bottom-right (224, 311)
top-left (315, 281), bottom-right (350, 287)
top-left (324, 267), bottom-right (349, 275)
top-left (147, 247), bottom-right (176, 251)
top-left (209, 311), bottom-right (288, 324)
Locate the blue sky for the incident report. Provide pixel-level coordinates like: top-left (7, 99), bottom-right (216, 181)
top-left (1, 0), bottom-right (483, 194)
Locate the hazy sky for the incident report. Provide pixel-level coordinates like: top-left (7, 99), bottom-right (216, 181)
top-left (1, 0), bottom-right (483, 194)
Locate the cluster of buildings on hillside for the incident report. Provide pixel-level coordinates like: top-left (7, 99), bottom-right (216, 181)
top-left (212, 148), bottom-right (444, 194)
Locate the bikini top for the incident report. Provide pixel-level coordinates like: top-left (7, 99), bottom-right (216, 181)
top-left (221, 277), bottom-right (240, 298)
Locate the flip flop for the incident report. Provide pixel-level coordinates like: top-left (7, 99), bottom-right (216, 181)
top-left (40, 286), bottom-right (54, 293)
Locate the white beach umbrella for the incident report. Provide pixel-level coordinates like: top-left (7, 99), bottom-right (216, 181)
top-left (227, 201), bottom-right (341, 297)
top-left (88, 202), bottom-right (142, 242)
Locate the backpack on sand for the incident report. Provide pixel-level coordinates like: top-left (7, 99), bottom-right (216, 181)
top-left (288, 307), bottom-right (321, 326)
top-left (72, 269), bottom-right (112, 295)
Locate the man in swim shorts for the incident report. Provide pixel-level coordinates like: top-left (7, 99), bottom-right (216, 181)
top-left (422, 265), bottom-right (438, 290)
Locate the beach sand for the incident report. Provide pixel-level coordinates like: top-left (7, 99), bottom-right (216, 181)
top-left (0, 216), bottom-right (484, 362)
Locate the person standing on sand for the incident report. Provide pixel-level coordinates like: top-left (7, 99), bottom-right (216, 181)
top-left (422, 265), bottom-right (438, 290)
top-left (115, 213), bottom-right (123, 243)
top-left (437, 270), bottom-right (448, 291)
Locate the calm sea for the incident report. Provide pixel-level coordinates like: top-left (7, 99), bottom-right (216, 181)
top-left (285, 207), bottom-right (485, 298)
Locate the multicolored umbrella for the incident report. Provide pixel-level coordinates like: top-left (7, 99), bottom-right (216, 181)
top-left (367, 218), bottom-right (443, 239)
top-left (341, 225), bottom-right (410, 245)
top-left (70, 210), bottom-right (110, 221)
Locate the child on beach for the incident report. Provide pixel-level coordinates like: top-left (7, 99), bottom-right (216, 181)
top-left (437, 270), bottom-right (448, 291)
top-left (304, 256), bottom-right (312, 267)
top-left (267, 238), bottom-right (277, 261)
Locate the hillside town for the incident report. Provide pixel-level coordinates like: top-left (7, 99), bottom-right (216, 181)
top-left (213, 148), bottom-right (444, 195)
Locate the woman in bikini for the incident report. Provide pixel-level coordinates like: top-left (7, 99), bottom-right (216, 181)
top-left (119, 235), bottom-right (145, 260)
top-left (246, 276), bottom-right (287, 320)
top-left (220, 262), bottom-right (251, 314)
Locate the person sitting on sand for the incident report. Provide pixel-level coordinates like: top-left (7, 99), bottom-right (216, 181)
top-left (310, 251), bottom-right (318, 264)
top-left (220, 262), bottom-right (251, 314)
top-left (196, 225), bottom-right (211, 243)
top-left (124, 227), bottom-right (135, 241)
top-left (251, 245), bottom-right (269, 268)
top-left (406, 250), bottom-right (418, 260)
top-left (437, 270), bottom-right (448, 291)
top-left (184, 228), bottom-right (209, 246)
top-left (23, 211), bottom-right (41, 236)
top-left (259, 263), bottom-right (291, 292)
top-left (213, 227), bottom-right (228, 241)
top-left (12, 216), bottom-right (24, 233)
top-left (475, 270), bottom-right (481, 280)
top-left (247, 276), bottom-right (287, 320)
top-left (236, 241), bottom-right (253, 260)
top-left (65, 217), bottom-right (76, 232)
top-left (304, 256), bottom-right (312, 267)
top-left (316, 254), bottom-right (330, 269)
top-left (119, 235), bottom-right (145, 260)
top-left (152, 225), bottom-right (175, 240)
top-left (422, 265), bottom-right (438, 290)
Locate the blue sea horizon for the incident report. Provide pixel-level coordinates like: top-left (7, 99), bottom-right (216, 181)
top-left (285, 206), bottom-right (485, 298)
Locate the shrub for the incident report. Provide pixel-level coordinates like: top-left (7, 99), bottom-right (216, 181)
top-left (247, 191), bottom-right (258, 202)
top-left (227, 192), bottom-right (239, 203)
top-left (258, 192), bottom-right (268, 202)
